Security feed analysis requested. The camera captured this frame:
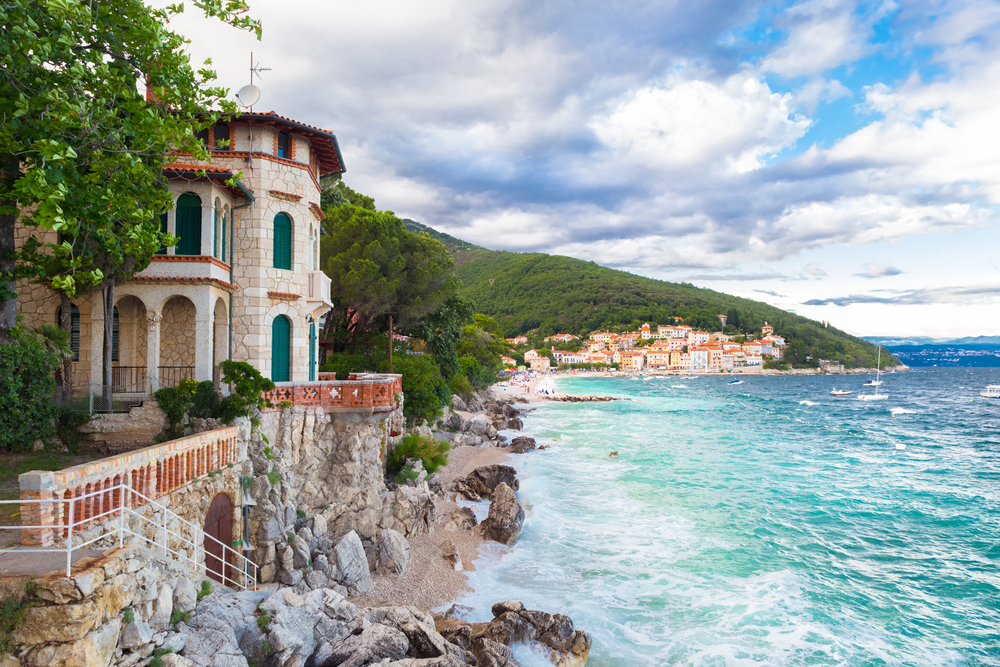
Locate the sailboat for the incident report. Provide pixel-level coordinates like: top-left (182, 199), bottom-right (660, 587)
top-left (858, 347), bottom-right (888, 401)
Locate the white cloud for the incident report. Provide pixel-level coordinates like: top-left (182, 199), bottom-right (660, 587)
top-left (761, 0), bottom-right (873, 77)
top-left (591, 72), bottom-right (811, 175)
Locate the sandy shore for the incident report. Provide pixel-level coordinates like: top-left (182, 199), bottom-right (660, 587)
top-left (352, 444), bottom-right (512, 611)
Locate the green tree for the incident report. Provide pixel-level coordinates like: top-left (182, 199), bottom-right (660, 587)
top-left (392, 354), bottom-right (450, 425)
top-left (320, 179), bottom-right (376, 211)
top-left (320, 205), bottom-right (458, 352)
top-left (0, 0), bottom-right (260, 348)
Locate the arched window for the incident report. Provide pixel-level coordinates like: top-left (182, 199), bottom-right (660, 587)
top-left (55, 304), bottom-right (81, 362)
top-left (271, 315), bottom-right (291, 382)
top-left (273, 213), bottom-right (292, 270)
top-left (175, 194), bottom-right (202, 256)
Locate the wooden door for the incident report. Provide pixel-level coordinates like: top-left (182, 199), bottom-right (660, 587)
top-left (204, 493), bottom-right (233, 585)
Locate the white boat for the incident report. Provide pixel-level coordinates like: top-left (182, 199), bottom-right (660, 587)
top-left (981, 385), bottom-right (1000, 398)
top-left (672, 384), bottom-right (687, 389)
top-left (830, 389), bottom-right (852, 396)
top-left (863, 379), bottom-right (882, 386)
top-left (728, 380), bottom-right (743, 385)
top-left (683, 376), bottom-right (698, 380)
top-left (858, 347), bottom-right (888, 401)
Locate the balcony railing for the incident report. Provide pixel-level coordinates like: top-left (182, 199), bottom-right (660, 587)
top-left (306, 270), bottom-right (332, 306)
top-left (109, 366), bottom-right (194, 394)
top-left (262, 373), bottom-right (402, 412)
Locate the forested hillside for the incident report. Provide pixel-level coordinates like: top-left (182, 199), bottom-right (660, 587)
top-left (446, 247), bottom-right (896, 369)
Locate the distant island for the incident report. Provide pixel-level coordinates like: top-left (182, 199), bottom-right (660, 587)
top-left (403, 220), bottom-right (900, 370)
top-left (866, 336), bottom-right (1000, 367)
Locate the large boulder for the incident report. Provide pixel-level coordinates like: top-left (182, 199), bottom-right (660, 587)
top-left (173, 577), bottom-right (198, 613)
top-left (434, 602), bottom-right (591, 667)
top-left (454, 465), bottom-right (519, 501)
top-left (375, 529), bottom-right (411, 575)
top-left (508, 437), bottom-right (536, 454)
top-left (479, 483), bottom-right (524, 546)
top-left (334, 530), bottom-right (374, 594)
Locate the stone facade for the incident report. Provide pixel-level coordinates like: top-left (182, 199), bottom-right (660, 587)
top-left (15, 110), bottom-right (343, 391)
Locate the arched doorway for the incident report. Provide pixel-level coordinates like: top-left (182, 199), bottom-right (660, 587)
top-left (271, 315), bottom-right (291, 382)
top-left (204, 493), bottom-right (233, 585)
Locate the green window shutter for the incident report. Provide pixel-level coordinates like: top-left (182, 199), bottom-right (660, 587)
top-left (112, 307), bottom-right (119, 362)
top-left (309, 322), bottom-right (316, 381)
top-left (221, 214), bottom-right (227, 264)
top-left (58, 305), bottom-right (81, 362)
top-left (271, 316), bottom-right (290, 382)
top-left (176, 194), bottom-right (202, 256)
top-left (273, 213), bottom-right (292, 270)
top-left (157, 213), bottom-right (168, 254)
top-left (213, 204), bottom-right (218, 258)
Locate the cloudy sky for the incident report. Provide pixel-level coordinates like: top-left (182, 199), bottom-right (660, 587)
top-left (169, 0), bottom-right (1000, 339)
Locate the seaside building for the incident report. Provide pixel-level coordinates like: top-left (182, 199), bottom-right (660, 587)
top-left (524, 349), bottom-right (543, 362)
top-left (544, 333), bottom-right (579, 343)
top-left (15, 110), bottom-right (346, 391)
top-left (529, 357), bottom-right (551, 372)
top-left (505, 336), bottom-right (528, 345)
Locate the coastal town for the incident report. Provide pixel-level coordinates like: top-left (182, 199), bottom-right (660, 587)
top-left (506, 320), bottom-right (787, 374)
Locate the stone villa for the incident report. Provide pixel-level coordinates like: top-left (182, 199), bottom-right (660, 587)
top-left (16, 110), bottom-right (344, 393)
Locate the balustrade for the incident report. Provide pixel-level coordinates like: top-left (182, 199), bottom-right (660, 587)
top-left (262, 373), bottom-right (402, 412)
top-left (19, 426), bottom-right (239, 546)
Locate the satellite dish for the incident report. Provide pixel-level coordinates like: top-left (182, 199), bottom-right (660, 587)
top-left (236, 84), bottom-right (261, 107)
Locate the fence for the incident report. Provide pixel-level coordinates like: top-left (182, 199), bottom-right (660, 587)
top-left (19, 426), bottom-right (239, 546)
top-left (263, 373), bottom-right (402, 412)
top-left (54, 366), bottom-right (199, 413)
top-left (1, 483), bottom-right (256, 589)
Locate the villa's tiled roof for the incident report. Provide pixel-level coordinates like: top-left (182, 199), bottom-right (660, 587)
top-left (231, 111), bottom-right (346, 176)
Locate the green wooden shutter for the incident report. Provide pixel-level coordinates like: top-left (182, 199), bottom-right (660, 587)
top-left (213, 204), bottom-right (218, 258)
top-left (309, 322), bottom-right (316, 381)
top-left (271, 316), bottom-right (290, 382)
top-left (58, 305), bottom-right (80, 362)
top-left (176, 194), bottom-right (202, 256)
top-left (221, 214), bottom-right (227, 264)
top-left (112, 307), bottom-right (119, 362)
top-left (273, 213), bottom-right (292, 270)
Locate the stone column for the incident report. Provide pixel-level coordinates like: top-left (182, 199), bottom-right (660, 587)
top-left (202, 198), bottom-right (215, 258)
top-left (19, 471), bottom-right (55, 546)
top-left (89, 294), bottom-right (105, 394)
top-left (146, 310), bottom-right (161, 393)
top-left (195, 306), bottom-right (213, 383)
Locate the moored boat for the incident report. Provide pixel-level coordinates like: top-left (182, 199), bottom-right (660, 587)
top-left (980, 385), bottom-right (1000, 398)
top-left (830, 389), bottom-right (852, 396)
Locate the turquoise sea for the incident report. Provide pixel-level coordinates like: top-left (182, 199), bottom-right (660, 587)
top-left (454, 368), bottom-right (1000, 666)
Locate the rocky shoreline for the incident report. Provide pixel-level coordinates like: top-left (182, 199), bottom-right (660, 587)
top-left (76, 389), bottom-right (587, 667)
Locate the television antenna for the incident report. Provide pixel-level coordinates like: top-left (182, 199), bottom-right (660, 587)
top-left (235, 52), bottom-right (270, 111)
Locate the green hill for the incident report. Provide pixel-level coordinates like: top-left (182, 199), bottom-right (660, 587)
top-left (402, 219), bottom-right (486, 254)
top-left (423, 236), bottom-right (895, 369)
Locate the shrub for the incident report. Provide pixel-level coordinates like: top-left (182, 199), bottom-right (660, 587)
top-left (0, 330), bottom-right (59, 451)
top-left (216, 360), bottom-right (275, 442)
top-left (266, 471), bottom-right (280, 486)
top-left (0, 581), bottom-right (39, 652)
top-left (196, 580), bottom-right (212, 602)
top-left (393, 355), bottom-right (450, 425)
top-left (458, 355), bottom-right (497, 390)
top-left (150, 648), bottom-right (175, 667)
top-left (447, 373), bottom-right (474, 401)
top-left (55, 407), bottom-right (93, 452)
top-left (393, 465), bottom-right (420, 485)
top-left (386, 433), bottom-right (450, 477)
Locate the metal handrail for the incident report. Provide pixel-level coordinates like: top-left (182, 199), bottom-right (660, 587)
top-left (0, 483), bottom-right (256, 589)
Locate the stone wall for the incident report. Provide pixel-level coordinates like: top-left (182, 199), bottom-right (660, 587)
top-left (77, 403), bottom-right (168, 454)
top-left (159, 296), bottom-right (197, 367)
top-left (243, 404), bottom-right (433, 583)
top-left (2, 545), bottom-right (195, 667)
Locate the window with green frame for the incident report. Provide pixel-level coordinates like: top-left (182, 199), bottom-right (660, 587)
top-left (175, 193), bottom-right (202, 256)
top-left (271, 315), bottom-right (291, 382)
top-left (273, 213), bottom-right (292, 270)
